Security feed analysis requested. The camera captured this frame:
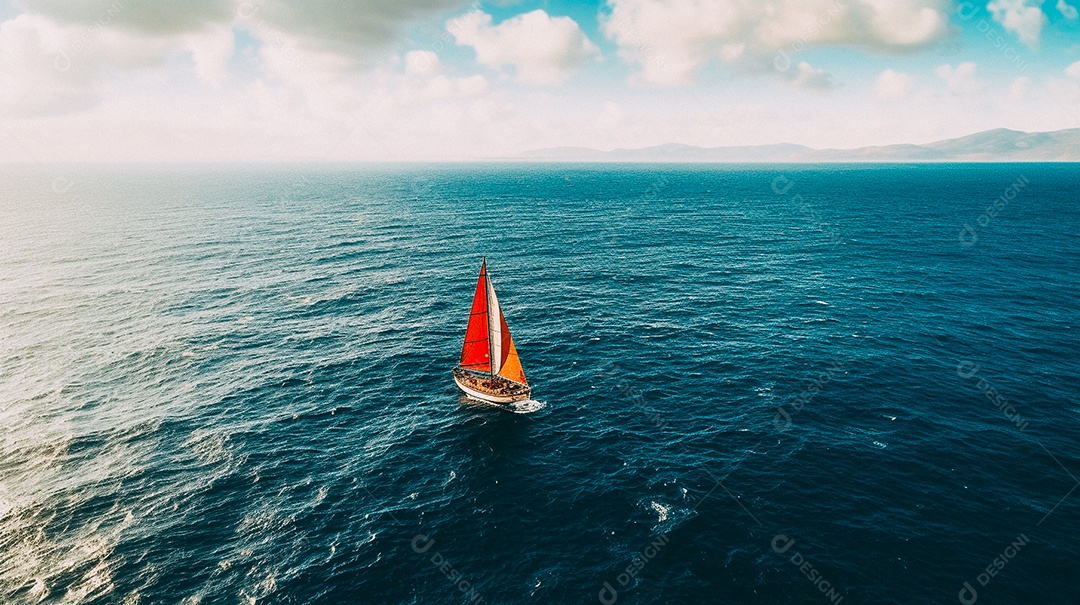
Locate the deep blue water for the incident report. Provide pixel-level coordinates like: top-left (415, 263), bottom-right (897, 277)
top-left (1, 163), bottom-right (1077, 604)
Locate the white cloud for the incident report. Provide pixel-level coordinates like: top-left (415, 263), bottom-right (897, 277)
top-left (0, 0), bottom-right (479, 116)
top-left (0, 13), bottom-right (177, 115)
top-left (986, 0), bottom-right (1047, 48)
top-left (935, 62), bottom-right (980, 94)
top-left (405, 50), bottom-right (440, 76)
top-left (601, 0), bottom-right (952, 85)
top-left (392, 51), bottom-right (490, 103)
top-left (185, 25), bottom-right (234, 85)
top-left (238, 0), bottom-right (469, 57)
top-left (596, 100), bottom-right (631, 131)
top-left (12, 0), bottom-right (231, 35)
top-left (1008, 76), bottom-right (1029, 99)
top-left (790, 62), bottom-right (837, 91)
top-left (875, 69), bottom-right (911, 100)
top-left (420, 74), bottom-right (489, 100)
top-left (5, 0), bottom-right (475, 85)
top-left (259, 33), bottom-right (354, 85)
top-left (1, 0), bottom-right (1077, 163)
top-left (448, 10), bottom-right (598, 84)
top-left (453, 74), bottom-right (489, 97)
top-left (12, 1), bottom-right (471, 54)
top-left (1057, 0), bottom-right (1079, 20)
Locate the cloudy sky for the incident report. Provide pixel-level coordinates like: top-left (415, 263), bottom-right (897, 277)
top-left (0, 0), bottom-right (1078, 161)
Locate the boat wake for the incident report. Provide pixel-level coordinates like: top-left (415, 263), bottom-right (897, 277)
top-left (459, 396), bottom-right (546, 414)
top-left (507, 399), bottom-right (546, 414)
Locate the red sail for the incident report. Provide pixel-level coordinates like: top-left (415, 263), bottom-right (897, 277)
top-left (458, 260), bottom-right (491, 371)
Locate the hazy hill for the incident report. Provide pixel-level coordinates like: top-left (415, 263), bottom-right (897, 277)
top-left (518, 128), bottom-right (1080, 162)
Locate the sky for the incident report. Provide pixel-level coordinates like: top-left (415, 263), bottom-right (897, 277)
top-left (0, 0), bottom-right (1078, 161)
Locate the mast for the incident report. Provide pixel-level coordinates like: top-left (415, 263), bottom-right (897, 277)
top-left (486, 258), bottom-right (504, 377)
top-left (485, 257), bottom-right (494, 377)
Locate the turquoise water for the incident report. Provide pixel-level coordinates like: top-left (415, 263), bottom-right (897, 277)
top-left (1, 163), bottom-right (1077, 603)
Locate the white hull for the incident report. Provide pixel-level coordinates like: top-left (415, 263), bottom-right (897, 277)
top-left (453, 373), bottom-right (531, 404)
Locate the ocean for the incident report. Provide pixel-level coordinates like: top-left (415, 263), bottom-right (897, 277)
top-left (1, 163), bottom-right (1077, 604)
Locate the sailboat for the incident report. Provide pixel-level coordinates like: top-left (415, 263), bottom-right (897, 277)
top-left (452, 258), bottom-right (531, 405)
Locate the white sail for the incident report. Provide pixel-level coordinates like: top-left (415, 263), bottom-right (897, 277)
top-left (487, 275), bottom-right (502, 375)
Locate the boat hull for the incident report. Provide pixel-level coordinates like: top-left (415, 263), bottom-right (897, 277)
top-left (453, 368), bottom-right (531, 404)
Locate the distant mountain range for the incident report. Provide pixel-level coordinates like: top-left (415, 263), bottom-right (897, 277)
top-left (517, 128), bottom-right (1080, 162)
